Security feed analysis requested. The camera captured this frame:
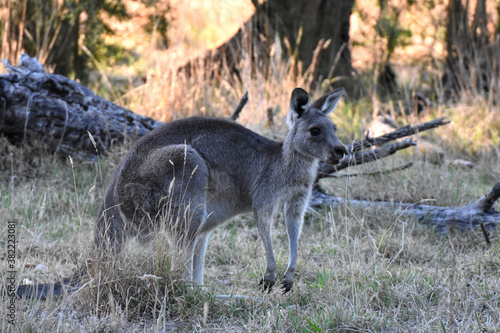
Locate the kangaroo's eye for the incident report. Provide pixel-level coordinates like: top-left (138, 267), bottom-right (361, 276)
top-left (309, 128), bottom-right (321, 136)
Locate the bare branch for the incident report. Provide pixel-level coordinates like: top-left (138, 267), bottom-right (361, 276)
top-left (350, 117), bottom-right (450, 152)
top-left (315, 118), bottom-right (451, 181)
top-left (480, 223), bottom-right (491, 245)
top-left (472, 181), bottom-right (500, 212)
top-left (318, 138), bottom-right (416, 177)
top-left (229, 91), bottom-right (249, 121)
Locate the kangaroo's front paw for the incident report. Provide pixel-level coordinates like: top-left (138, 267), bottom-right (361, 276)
top-left (259, 277), bottom-right (275, 293)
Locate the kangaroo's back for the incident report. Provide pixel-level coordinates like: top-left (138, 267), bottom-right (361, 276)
top-left (124, 117), bottom-right (280, 177)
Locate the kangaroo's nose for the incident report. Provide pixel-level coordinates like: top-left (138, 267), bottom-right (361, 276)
top-left (334, 145), bottom-right (348, 159)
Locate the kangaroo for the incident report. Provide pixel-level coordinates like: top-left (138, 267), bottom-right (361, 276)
top-left (15, 87), bottom-right (347, 298)
top-left (93, 87), bottom-right (347, 293)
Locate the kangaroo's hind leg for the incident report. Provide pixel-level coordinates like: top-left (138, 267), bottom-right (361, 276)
top-left (149, 144), bottom-right (209, 285)
top-left (192, 232), bottom-right (210, 285)
top-left (119, 144), bottom-right (209, 283)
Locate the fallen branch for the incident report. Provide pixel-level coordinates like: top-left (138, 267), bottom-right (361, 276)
top-left (326, 162), bottom-right (413, 178)
top-left (310, 182), bottom-right (500, 234)
top-left (315, 119), bottom-right (450, 181)
top-left (350, 117), bottom-right (451, 152)
top-left (480, 223), bottom-right (491, 244)
top-left (318, 138), bottom-right (416, 178)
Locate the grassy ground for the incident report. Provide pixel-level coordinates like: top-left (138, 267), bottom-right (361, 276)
top-left (2, 7), bottom-right (500, 328)
top-left (1, 118), bottom-right (499, 331)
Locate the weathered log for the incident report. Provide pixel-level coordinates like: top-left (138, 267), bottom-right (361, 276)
top-left (310, 182), bottom-right (500, 234)
top-left (0, 54), bottom-right (161, 160)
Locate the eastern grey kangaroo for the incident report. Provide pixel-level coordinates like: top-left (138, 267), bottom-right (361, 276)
top-left (94, 87), bottom-right (347, 293)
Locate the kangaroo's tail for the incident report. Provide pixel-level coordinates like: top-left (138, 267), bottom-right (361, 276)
top-left (13, 277), bottom-right (80, 300)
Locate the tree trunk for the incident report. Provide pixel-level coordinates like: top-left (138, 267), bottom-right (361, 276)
top-left (258, 0), bottom-right (355, 79)
top-left (443, 0), bottom-right (496, 102)
top-left (181, 0), bottom-right (355, 90)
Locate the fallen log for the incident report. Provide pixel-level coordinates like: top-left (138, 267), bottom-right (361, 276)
top-left (310, 182), bottom-right (500, 235)
top-left (0, 54), bottom-right (161, 160)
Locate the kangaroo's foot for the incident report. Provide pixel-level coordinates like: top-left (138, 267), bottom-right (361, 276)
top-left (259, 276), bottom-right (276, 293)
top-left (281, 271), bottom-right (295, 294)
top-left (281, 279), bottom-right (294, 294)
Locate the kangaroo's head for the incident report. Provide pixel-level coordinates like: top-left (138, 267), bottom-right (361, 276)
top-left (286, 87), bottom-right (347, 165)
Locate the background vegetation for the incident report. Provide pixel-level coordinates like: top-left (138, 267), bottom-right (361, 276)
top-left (1, 0), bottom-right (500, 331)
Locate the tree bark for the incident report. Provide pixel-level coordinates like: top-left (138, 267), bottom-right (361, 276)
top-left (258, 0), bottom-right (355, 79)
top-left (181, 0), bottom-right (355, 89)
top-left (0, 54), bottom-right (160, 160)
top-left (443, 0), bottom-right (496, 101)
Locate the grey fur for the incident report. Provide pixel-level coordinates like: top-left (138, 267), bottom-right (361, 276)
top-left (94, 87), bottom-right (347, 293)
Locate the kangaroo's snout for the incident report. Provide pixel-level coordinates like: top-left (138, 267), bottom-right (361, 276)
top-left (327, 144), bottom-right (348, 165)
top-left (334, 145), bottom-right (348, 159)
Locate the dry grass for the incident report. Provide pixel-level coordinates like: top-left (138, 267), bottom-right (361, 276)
top-left (2, 3), bottom-right (500, 329)
top-left (3, 57), bottom-right (500, 333)
top-left (1, 113), bottom-right (500, 332)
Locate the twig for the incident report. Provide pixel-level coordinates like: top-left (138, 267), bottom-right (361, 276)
top-left (304, 38), bottom-right (326, 89)
top-left (230, 91), bottom-right (249, 121)
top-left (266, 107), bottom-right (274, 127)
top-left (325, 162), bottom-right (413, 178)
top-left (480, 223), bottom-right (491, 245)
top-left (327, 42), bottom-right (347, 79)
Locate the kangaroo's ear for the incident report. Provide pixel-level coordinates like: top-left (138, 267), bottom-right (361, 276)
top-left (289, 88), bottom-right (310, 118)
top-left (310, 87), bottom-right (344, 115)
